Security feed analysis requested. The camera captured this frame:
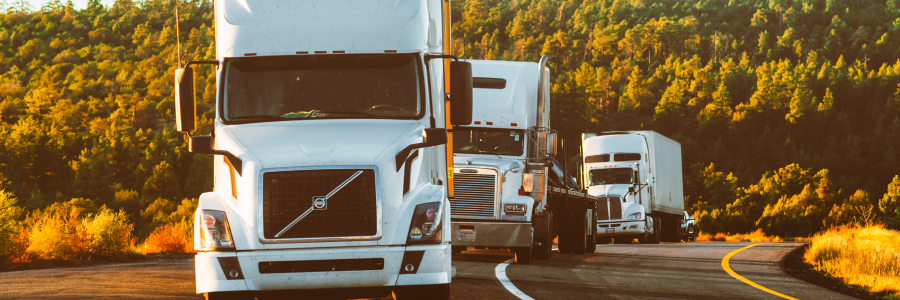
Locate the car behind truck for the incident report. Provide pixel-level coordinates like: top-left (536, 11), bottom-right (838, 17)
top-left (172, 1), bottom-right (473, 299)
top-left (449, 58), bottom-right (598, 264)
top-left (581, 131), bottom-right (685, 244)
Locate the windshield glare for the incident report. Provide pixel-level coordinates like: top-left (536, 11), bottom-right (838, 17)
top-left (589, 168), bottom-right (634, 185)
top-left (453, 128), bottom-right (524, 156)
top-left (224, 54), bottom-right (422, 122)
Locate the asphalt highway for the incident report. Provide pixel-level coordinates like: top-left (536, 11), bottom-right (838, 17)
top-left (0, 242), bottom-right (856, 299)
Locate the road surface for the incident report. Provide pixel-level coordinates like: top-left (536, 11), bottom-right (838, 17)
top-left (0, 242), bottom-right (856, 299)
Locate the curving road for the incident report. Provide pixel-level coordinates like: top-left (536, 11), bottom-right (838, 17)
top-left (0, 242), bottom-right (856, 299)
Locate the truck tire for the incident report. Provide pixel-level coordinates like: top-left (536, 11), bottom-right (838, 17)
top-left (584, 209), bottom-right (597, 253)
top-left (513, 247), bottom-right (532, 264)
top-left (556, 212), bottom-right (572, 254)
top-left (393, 284), bottom-right (450, 300)
top-left (533, 212), bottom-right (553, 260)
top-left (648, 217), bottom-right (660, 244)
top-left (571, 210), bottom-right (587, 255)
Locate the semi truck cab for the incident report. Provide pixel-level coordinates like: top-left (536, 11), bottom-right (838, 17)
top-left (172, 1), bottom-right (473, 299)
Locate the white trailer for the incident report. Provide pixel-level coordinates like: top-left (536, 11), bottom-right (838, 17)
top-left (172, 1), bottom-right (473, 299)
top-left (581, 131), bottom-right (684, 243)
top-left (449, 59), bottom-right (599, 264)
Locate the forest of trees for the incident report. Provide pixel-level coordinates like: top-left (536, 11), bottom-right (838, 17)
top-left (1, 0), bottom-right (900, 266)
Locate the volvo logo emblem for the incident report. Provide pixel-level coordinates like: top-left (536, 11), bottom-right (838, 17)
top-left (313, 197), bottom-right (327, 210)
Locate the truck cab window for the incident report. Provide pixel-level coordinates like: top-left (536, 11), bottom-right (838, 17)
top-left (588, 168), bottom-right (634, 185)
top-left (453, 128), bottom-right (524, 156)
top-left (613, 153), bottom-right (641, 161)
top-left (585, 154), bottom-right (610, 163)
top-left (224, 54), bottom-right (422, 123)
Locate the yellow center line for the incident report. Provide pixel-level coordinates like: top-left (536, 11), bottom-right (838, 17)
top-left (722, 243), bottom-right (799, 300)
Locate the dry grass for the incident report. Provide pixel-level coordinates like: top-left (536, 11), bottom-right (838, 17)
top-left (695, 229), bottom-right (784, 242)
top-left (804, 224), bottom-right (900, 297)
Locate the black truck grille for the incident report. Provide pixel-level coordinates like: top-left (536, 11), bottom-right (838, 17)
top-left (598, 197), bottom-right (622, 220)
top-left (263, 169), bottom-right (377, 239)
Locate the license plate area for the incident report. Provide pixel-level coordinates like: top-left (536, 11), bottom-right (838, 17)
top-left (458, 225), bottom-right (476, 242)
top-left (605, 228), bottom-right (615, 233)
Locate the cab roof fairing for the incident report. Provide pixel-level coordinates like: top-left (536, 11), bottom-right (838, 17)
top-left (469, 60), bottom-right (545, 129)
top-left (583, 135), bottom-right (646, 159)
top-left (215, 0), bottom-right (437, 58)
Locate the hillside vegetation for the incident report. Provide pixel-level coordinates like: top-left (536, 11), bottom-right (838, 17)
top-left (0, 0), bottom-right (899, 267)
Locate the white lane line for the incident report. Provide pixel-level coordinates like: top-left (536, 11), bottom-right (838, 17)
top-left (495, 259), bottom-right (535, 300)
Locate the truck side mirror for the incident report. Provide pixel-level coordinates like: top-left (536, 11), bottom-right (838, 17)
top-left (423, 128), bottom-right (448, 146)
top-left (546, 132), bottom-right (558, 156)
top-left (175, 67), bottom-right (196, 133)
top-left (449, 61), bottom-right (473, 126)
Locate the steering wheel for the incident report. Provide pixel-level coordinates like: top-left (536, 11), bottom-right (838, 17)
top-left (366, 104), bottom-right (405, 112)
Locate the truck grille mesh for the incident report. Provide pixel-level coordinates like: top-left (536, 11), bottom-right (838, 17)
top-left (262, 169), bottom-right (376, 239)
top-left (450, 173), bottom-right (497, 218)
top-left (598, 197), bottom-right (622, 220)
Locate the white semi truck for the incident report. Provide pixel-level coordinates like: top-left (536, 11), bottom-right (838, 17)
top-left (172, 1), bottom-right (472, 299)
top-left (581, 131), bottom-right (685, 244)
top-left (449, 58), bottom-right (599, 264)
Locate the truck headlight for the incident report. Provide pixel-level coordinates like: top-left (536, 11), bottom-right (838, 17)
top-left (627, 212), bottom-right (642, 220)
top-left (407, 202), bottom-right (443, 244)
top-left (199, 210), bottom-right (235, 251)
top-left (504, 204), bottom-right (527, 215)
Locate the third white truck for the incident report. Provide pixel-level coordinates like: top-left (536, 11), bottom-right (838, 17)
top-left (581, 131), bottom-right (684, 244)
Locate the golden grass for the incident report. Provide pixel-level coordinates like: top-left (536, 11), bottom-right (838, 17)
top-left (695, 229), bottom-right (784, 242)
top-left (804, 224), bottom-right (900, 297)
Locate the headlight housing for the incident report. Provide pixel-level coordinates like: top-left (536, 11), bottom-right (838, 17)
top-left (627, 212), bottom-right (643, 220)
top-left (199, 210), bottom-right (235, 251)
top-left (504, 204), bottom-right (527, 215)
top-left (407, 202), bottom-right (443, 244)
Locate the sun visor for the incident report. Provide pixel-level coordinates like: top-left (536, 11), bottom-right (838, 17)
top-left (217, 0), bottom-right (428, 57)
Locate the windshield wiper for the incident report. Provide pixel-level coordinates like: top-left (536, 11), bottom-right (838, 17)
top-left (307, 110), bottom-right (378, 117)
top-left (228, 115), bottom-right (285, 122)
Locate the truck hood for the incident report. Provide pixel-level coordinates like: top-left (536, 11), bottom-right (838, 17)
top-left (452, 155), bottom-right (521, 171)
top-left (588, 184), bottom-right (631, 198)
top-left (229, 121), bottom-right (417, 169)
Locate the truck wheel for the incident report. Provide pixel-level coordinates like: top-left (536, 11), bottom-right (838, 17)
top-left (513, 247), bottom-right (532, 264)
top-left (533, 212), bottom-right (553, 260)
top-left (392, 284), bottom-right (450, 300)
top-left (648, 217), bottom-right (660, 244)
top-left (557, 212), bottom-right (572, 254)
top-left (584, 210), bottom-right (597, 253)
top-left (571, 210), bottom-right (587, 255)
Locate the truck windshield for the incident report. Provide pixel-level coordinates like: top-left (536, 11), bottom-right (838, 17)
top-left (453, 128), bottom-right (524, 156)
top-left (589, 168), bottom-right (633, 185)
top-left (223, 54), bottom-right (422, 123)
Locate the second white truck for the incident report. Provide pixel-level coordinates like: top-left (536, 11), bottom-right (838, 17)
top-left (581, 131), bottom-right (685, 244)
top-left (449, 58), bottom-right (598, 264)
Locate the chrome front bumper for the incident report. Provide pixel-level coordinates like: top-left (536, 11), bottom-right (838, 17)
top-left (450, 221), bottom-right (532, 248)
top-left (195, 244), bottom-right (451, 294)
top-left (595, 220), bottom-right (645, 237)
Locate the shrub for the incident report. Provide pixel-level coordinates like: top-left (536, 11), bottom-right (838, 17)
top-left (0, 190), bottom-right (25, 267)
top-left (805, 224), bottom-right (900, 297)
top-left (26, 205), bottom-right (88, 261)
top-left (82, 208), bottom-right (135, 259)
top-left (139, 221), bottom-right (192, 253)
